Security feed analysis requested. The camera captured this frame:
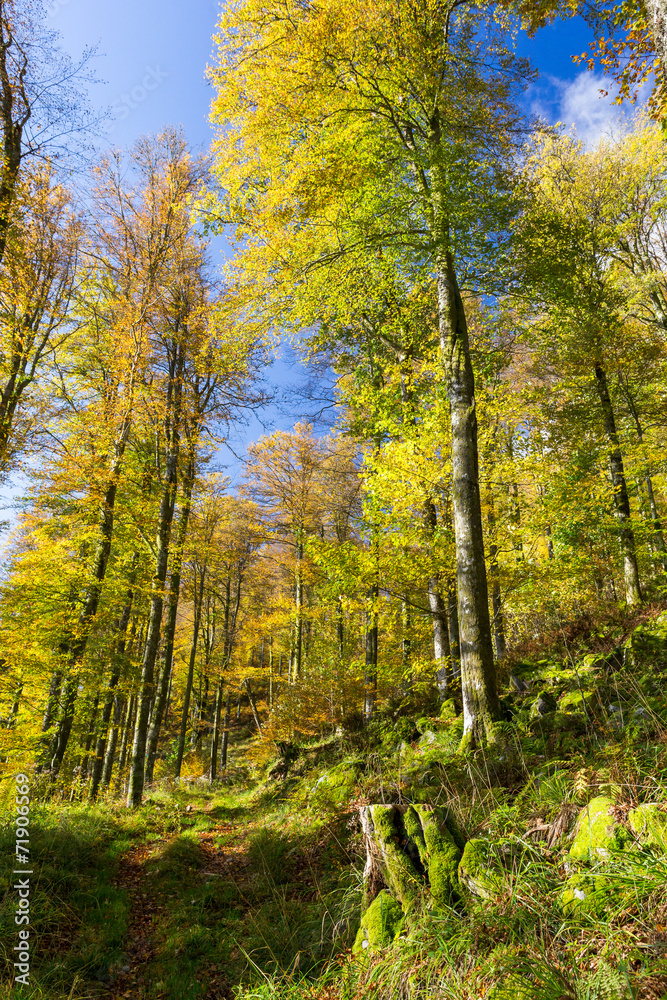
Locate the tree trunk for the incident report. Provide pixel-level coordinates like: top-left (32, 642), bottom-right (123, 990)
top-left (359, 804), bottom-right (461, 914)
top-left (144, 468), bottom-right (195, 785)
top-left (594, 364), bottom-right (642, 605)
top-left (220, 692), bottom-right (231, 770)
top-left (101, 693), bottom-right (123, 791)
top-left (292, 533), bottom-right (304, 681)
top-left (115, 694), bottom-right (136, 796)
top-left (174, 563), bottom-right (205, 780)
top-left (487, 495), bottom-right (506, 661)
top-left (646, 0), bottom-right (667, 80)
top-left (89, 555), bottom-right (138, 801)
top-left (245, 679), bottom-right (262, 732)
top-left (423, 498), bottom-right (451, 699)
top-left (79, 694), bottom-right (100, 784)
top-left (43, 416), bottom-right (132, 778)
top-left (210, 678), bottom-right (224, 782)
top-left (436, 247), bottom-right (500, 747)
top-left (127, 448), bottom-right (181, 805)
top-left (364, 580), bottom-right (378, 722)
top-left (6, 681), bottom-right (22, 728)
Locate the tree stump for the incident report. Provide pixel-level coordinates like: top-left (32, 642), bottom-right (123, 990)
top-left (359, 804), bottom-right (463, 914)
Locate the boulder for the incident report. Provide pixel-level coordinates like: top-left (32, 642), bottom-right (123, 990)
top-left (353, 890), bottom-right (404, 956)
top-left (457, 838), bottom-right (529, 899)
top-left (560, 873), bottom-right (608, 916)
top-left (628, 803), bottom-right (667, 852)
top-left (530, 690), bottom-right (558, 718)
top-left (568, 796), bottom-right (629, 861)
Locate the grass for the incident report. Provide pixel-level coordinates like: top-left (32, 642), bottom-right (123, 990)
top-left (4, 614), bottom-right (667, 999)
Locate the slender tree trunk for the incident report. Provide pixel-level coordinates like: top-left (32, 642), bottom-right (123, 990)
top-left (210, 679), bottom-right (224, 782)
top-left (41, 671), bottom-right (62, 733)
top-left (127, 383), bottom-right (183, 807)
top-left (245, 679), bottom-right (262, 732)
top-left (220, 692), bottom-right (231, 770)
top-left (487, 495), bottom-right (506, 661)
top-left (44, 417), bottom-right (132, 777)
top-left (90, 556), bottom-right (138, 801)
top-left (646, 0), bottom-right (667, 79)
top-left (436, 246), bottom-right (500, 746)
top-left (174, 564), bottom-right (205, 780)
top-left (115, 694), bottom-right (136, 795)
top-left (79, 695), bottom-right (100, 783)
top-left (363, 581), bottom-right (378, 722)
top-left (594, 364), bottom-right (642, 605)
top-left (292, 533), bottom-right (304, 681)
top-left (144, 469), bottom-right (195, 785)
top-left (6, 682), bottom-right (22, 728)
top-left (101, 694), bottom-right (123, 790)
top-left (423, 498), bottom-right (451, 699)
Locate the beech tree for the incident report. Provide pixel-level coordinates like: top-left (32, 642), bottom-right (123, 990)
top-left (208, 0), bottom-right (541, 745)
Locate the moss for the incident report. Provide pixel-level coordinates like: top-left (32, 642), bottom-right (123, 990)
top-left (529, 690), bottom-right (558, 718)
top-left (560, 873), bottom-right (609, 916)
top-left (413, 805), bottom-right (461, 908)
top-left (403, 805), bottom-right (428, 865)
top-left (457, 838), bottom-right (503, 899)
top-left (559, 690), bottom-right (589, 713)
top-left (353, 890), bottom-right (404, 956)
top-left (439, 698), bottom-right (458, 720)
top-left (628, 803), bottom-right (667, 852)
top-left (311, 767), bottom-right (356, 810)
top-left (369, 805), bottom-right (421, 911)
top-left (568, 796), bottom-right (629, 861)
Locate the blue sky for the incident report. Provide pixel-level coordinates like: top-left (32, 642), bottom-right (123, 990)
top-left (47, 3), bottom-right (639, 474)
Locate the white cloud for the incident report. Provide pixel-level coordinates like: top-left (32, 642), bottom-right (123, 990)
top-left (558, 72), bottom-right (625, 147)
top-left (529, 70), bottom-right (651, 149)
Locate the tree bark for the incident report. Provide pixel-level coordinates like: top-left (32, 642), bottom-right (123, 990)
top-left (220, 691), bottom-right (231, 771)
top-left (436, 246), bottom-right (500, 746)
top-left (646, 0), bottom-right (667, 80)
top-left (144, 467), bottom-right (195, 785)
top-left (423, 498), bottom-right (452, 699)
top-left (594, 364), bottom-right (642, 605)
top-left (43, 414), bottom-right (132, 778)
top-left (127, 364), bottom-right (183, 806)
top-left (115, 694), bottom-right (136, 796)
top-left (89, 555), bottom-right (138, 801)
top-left (100, 693), bottom-right (123, 791)
top-left (174, 562), bottom-right (205, 780)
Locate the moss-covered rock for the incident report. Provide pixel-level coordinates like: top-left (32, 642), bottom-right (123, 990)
top-left (439, 698), bottom-right (458, 721)
top-left (458, 839), bottom-right (504, 899)
top-left (530, 690), bottom-right (558, 718)
top-left (628, 803), bottom-right (667, 852)
top-left (568, 796), bottom-right (629, 861)
top-left (560, 873), bottom-right (609, 916)
top-left (412, 805), bottom-right (461, 908)
top-left (311, 766), bottom-right (356, 810)
top-left (353, 890), bottom-right (404, 956)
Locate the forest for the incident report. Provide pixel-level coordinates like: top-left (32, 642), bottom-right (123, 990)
top-left (3, 0), bottom-right (667, 998)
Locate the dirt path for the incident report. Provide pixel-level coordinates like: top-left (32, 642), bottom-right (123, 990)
top-left (108, 842), bottom-right (163, 999)
top-left (107, 811), bottom-right (246, 1000)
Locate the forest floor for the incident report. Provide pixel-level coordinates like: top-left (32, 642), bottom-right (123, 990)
top-left (0, 775), bottom-right (357, 1000)
top-left (5, 605), bottom-right (667, 999)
